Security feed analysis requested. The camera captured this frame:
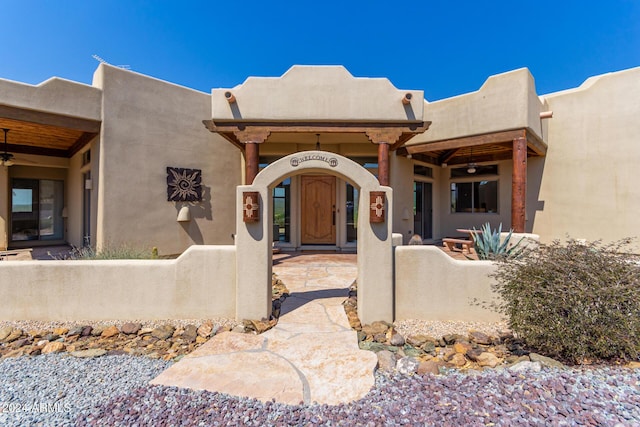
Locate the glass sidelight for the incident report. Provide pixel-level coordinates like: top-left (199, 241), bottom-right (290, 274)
top-left (11, 178), bottom-right (64, 242)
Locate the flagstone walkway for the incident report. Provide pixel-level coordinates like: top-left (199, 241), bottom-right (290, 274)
top-left (151, 253), bottom-right (378, 405)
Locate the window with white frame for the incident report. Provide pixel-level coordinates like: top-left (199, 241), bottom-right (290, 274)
top-left (450, 165), bottom-right (499, 213)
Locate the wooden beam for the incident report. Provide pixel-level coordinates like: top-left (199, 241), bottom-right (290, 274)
top-left (406, 129), bottom-right (526, 154)
top-left (438, 149), bottom-right (459, 164)
top-left (203, 119), bottom-right (430, 151)
top-left (526, 130), bottom-right (547, 156)
top-left (511, 137), bottom-right (527, 233)
top-left (6, 143), bottom-right (68, 158)
top-left (0, 105), bottom-right (101, 133)
top-left (68, 132), bottom-right (98, 157)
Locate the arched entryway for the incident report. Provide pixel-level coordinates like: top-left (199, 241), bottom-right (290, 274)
top-left (235, 151), bottom-right (393, 324)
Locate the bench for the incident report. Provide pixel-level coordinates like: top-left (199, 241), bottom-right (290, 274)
top-left (0, 248), bottom-right (33, 261)
top-left (442, 238), bottom-right (474, 254)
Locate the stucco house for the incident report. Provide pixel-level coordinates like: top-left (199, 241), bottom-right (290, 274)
top-left (1, 64), bottom-right (638, 255)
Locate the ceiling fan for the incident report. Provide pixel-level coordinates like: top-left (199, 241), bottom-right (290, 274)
top-left (1, 128), bottom-right (14, 167)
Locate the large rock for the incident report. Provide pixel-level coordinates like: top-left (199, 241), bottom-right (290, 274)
top-left (448, 353), bottom-right (467, 367)
top-left (4, 329), bottom-right (23, 343)
top-left (53, 327), bottom-right (69, 336)
top-left (121, 322), bottom-right (142, 335)
top-left (197, 322), bottom-right (213, 338)
top-left (406, 334), bottom-right (436, 348)
top-left (453, 342), bottom-right (473, 354)
top-left (101, 325), bottom-right (120, 338)
top-left (361, 321), bottom-right (389, 337)
top-left (68, 327), bottom-right (85, 337)
top-left (396, 357), bottom-right (420, 375)
top-left (42, 342), bottom-right (65, 354)
top-left (418, 360), bottom-right (445, 376)
top-left (390, 333), bottom-right (405, 347)
top-left (70, 349), bottom-right (107, 358)
top-left (476, 352), bottom-right (501, 368)
top-left (508, 360), bottom-right (542, 373)
top-left (376, 350), bottom-right (396, 371)
top-left (181, 325), bottom-right (198, 343)
top-left (151, 325), bottom-right (176, 340)
top-left (529, 353), bottom-right (565, 369)
top-left (469, 330), bottom-right (493, 345)
top-left (0, 326), bottom-right (13, 341)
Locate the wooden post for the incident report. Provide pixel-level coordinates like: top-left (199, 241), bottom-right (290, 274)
top-left (245, 142), bottom-right (259, 185)
top-left (377, 142), bottom-right (390, 186)
top-left (233, 129), bottom-right (270, 185)
top-left (511, 136), bottom-right (527, 233)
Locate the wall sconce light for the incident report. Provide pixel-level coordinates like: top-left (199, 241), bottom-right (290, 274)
top-left (177, 206), bottom-right (191, 222)
top-left (402, 207), bottom-right (411, 221)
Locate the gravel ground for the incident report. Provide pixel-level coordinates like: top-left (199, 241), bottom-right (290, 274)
top-left (394, 319), bottom-right (511, 340)
top-left (1, 354), bottom-right (639, 426)
top-left (0, 318), bottom-right (240, 332)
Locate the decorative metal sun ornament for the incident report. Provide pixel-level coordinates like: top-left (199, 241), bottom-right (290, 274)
top-left (167, 167), bottom-right (202, 202)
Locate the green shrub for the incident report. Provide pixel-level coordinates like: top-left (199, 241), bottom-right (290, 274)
top-left (472, 222), bottom-right (524, 260)
top-left (492, 238), bottom-right (640, 363)
top-left (65, 244), bottom-right (155, 260)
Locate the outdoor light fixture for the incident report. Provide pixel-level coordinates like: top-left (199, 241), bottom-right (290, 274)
top-left (315, 133), bottom-right (321, 150)
top-left (466, 147), bottom-right (477, 174)
top-left (1, 128), bottom-right (15, 167)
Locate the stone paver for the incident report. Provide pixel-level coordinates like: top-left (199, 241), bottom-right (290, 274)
top-left (151, 253), bottom-right (377, 405)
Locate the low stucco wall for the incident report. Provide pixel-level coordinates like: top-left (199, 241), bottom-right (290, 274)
top-left (0, 245), bottom-right (236, 321)
top-left (395, 246), bottom-right (502, 322)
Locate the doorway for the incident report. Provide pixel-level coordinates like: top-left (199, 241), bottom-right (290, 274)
top-left (10, 178), bottom-right (64, 244)
top-left (300, 175), bottom-right (336, 245)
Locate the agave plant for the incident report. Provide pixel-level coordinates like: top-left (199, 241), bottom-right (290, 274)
top-left (472, 222), bottom-right (524, 260)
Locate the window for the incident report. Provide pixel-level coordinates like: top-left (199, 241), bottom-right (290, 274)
top-left (273, 178), bottom-right (291, 242)
top-left (451, 181), bottom-right (498, 213)
top-left (414, 181), bottom-right (432, 239)
top-left (414, 164), bottom-right (433, 178)
top-left (11, 179), bottom-right (64, 241)
top-left (346, 183), bottom-right (359, 243)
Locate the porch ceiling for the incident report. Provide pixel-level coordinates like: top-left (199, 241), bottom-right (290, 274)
top-left (203, 120), bottom-right (430, 151)
top-left (0, 106), bottom-right (101, 158)
top-left (397, 128), bottom-right (547, 166)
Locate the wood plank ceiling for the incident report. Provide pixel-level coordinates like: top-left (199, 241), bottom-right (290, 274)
top-left (0, 108), bottom-right (101, 158)
top-left (397, 128), bottom-right (547, 166)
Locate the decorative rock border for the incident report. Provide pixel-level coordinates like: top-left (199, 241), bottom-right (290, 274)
top-left (343, 281), bottom-right (574, 374)
top-left (0, 275), bottom-right (290, 361)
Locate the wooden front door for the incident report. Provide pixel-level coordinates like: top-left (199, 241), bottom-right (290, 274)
top-left (301, 175), bottom-right (336, 244)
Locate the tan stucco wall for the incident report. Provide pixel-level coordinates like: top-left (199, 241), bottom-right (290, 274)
top-left (395, 246), bottom-right (502, 322)
top-left (0, 77), bottom-right (101, 121)
top-left (532, 67), bottom-right (640, 245)
top-left (92, 65), bottom-right (241, 255)
top-left (0, 245), bottom-right (236, 320)
top-left (407, 68), bottom-right (546, 145)
top-left (212, 65), bottom-right (424, 122)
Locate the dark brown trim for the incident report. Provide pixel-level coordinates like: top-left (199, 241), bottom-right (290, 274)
top-left (6, 143), bottom-right (68, 158)
top-left (68, 132), bottom-right (98, 157)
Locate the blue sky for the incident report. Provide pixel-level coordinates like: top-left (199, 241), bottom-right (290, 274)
top-left (2, 1), bottom-right (639, 101)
